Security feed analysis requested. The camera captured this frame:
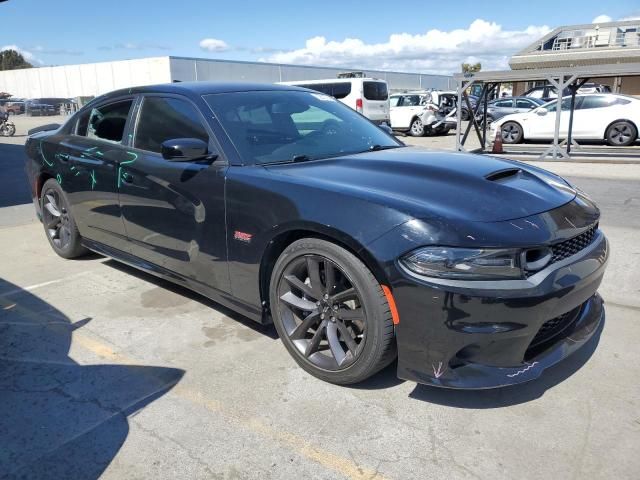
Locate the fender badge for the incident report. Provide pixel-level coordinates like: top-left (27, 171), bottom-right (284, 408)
top-left (234, 231), bottom-right (253, 243)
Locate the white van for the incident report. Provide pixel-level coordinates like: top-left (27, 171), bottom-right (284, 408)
top-left (279, 78), bottom-right (390, 125)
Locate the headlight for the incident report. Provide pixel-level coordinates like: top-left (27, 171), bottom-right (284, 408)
top-left (400, 247), bottom-right (522, 280)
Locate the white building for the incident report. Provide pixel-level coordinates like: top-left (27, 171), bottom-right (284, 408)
top-left (0, 56), bottom-right (454, 99)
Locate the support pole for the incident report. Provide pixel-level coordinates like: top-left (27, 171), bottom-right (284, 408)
top-left (566, 78), bottom-right (589, 155)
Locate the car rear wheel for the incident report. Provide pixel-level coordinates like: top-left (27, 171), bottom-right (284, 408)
top-left (40, 179), bottom-right (88, 259)
top-left (270, 238), bottom-right (396, 385)
top-left (501, 121), bottom-right (523, 144)
top-left (409, 117), bottom-right (425, 137)
top-left (606, 121), bottom-right (637, 147)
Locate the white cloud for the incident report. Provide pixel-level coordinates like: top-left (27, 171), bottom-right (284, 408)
top-left (592, 15), bottom-right (613, 23)
top-left (1, 45), bottom-right (41, 65)
top-left (261, 19), bottom-right (551, 75)
top-left (199, 38), bottom-right (229, 52)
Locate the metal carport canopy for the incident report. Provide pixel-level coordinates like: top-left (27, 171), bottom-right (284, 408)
top-left (452, 62), bottom-right (640, 159)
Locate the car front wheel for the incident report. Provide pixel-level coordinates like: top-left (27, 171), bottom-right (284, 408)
top-left (40, 179), bottom-right (88, 259)
top-left (606, 121), bottom-right (637, 147)
top-left (501, 121), bottom-right (523, 144)
top-left (270, 238), bottom-right (396, 384)
top-left (409, 117), bottom-right (425, 137)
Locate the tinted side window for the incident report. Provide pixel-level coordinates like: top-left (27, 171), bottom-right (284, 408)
top-left (77, 100), bottom-right (133, 143)
top-left (516, 99), bottom-right (535, 109)
top-left (494, 100), bottom-right (513, 108)
top-left (580, 96), bottom-right (626, 109)
top-left (331, 83), bottom-right (351, 99)
top-left (135, 97), bottom-right (209, 154)
top-left (363, 82), bottom-right (389, 101)
top-left (389, 96), bottom-right (400, 107)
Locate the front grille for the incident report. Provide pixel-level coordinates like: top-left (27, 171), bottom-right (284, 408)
top-left (550, 224), bottom-right (598, 264)
top-left (524, 305), bottom-right (583, 361)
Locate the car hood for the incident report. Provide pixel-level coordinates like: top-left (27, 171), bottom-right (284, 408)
top-left (265, 148), bottom-right (576, 222)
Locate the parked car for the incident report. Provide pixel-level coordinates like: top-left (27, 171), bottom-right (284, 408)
top-left (523, 83), bottom-right (611, 102)
top-left (6, 100), bottom-right (26, 115)
top-left (26, 100), bottom-right (57, 116)
top-left (476, 96), bottom-right (546, 123)
top-left (492, 94), bottom-right (639, 146)
top-left (389, 92), bottom-right (455, 136)
top-left (25, 82), bottom-right (608, 388)
top-left (279, 77), bottom-right (390, 126)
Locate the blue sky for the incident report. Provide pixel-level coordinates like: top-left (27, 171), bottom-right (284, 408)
top-left (1, 0), bottom-right (639, 74)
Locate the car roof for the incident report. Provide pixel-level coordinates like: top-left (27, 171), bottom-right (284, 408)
top-left (280, 78), bottom-right (384, 85)
top-left (118, 81), bottom-right (308, 96)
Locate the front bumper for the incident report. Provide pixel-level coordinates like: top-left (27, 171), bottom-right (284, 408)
top-left (390, 230), bottom-right (608, 389)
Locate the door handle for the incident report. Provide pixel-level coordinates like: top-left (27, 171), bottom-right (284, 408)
top-left (121, 172), bottom-right (134, 184)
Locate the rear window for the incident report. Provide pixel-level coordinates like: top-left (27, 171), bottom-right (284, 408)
top-left (299, 83), bottom-right (351, 100)
top-left (363, 82), bottom-right (388, 101)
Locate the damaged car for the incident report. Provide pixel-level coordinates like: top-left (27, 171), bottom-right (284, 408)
top-left (25, 82), bottom-right (608, 388)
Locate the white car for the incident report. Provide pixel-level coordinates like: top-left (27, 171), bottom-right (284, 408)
top-left (279, 77), bottom-right (390, 126)
top-left (389, 92), bottom-right (455, 137)
top-left (492, 94), bottom-right (640, 147)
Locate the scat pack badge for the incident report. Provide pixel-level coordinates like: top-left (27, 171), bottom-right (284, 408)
top-left (233, 231), bottom-right (253, 243)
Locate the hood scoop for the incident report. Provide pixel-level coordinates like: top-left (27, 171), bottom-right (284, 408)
top-left (485, 168), bottom-right (522, 182)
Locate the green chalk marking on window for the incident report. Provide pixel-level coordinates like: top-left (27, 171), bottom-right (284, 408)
top-left (75, 171), bottom-right (81, 177)
top-left (70, 166), bottom-right (76, 171)
top-left (56, 174), bottom-right (62, 185)
top-left (90, 170), bottom-right (97, 190)
top-left (117, 152), bottom-right (138, 188)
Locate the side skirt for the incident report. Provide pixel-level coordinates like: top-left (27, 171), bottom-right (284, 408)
top-left (82, 238), bottom-right (265, 324)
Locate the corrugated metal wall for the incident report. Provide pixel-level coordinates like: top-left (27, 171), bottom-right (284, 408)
top-left (0, 56), bottom-right (454, 99)
top-left (170, 57), bottom-right (454, 92)
top-left (0, 57), bottom-right (172, 98)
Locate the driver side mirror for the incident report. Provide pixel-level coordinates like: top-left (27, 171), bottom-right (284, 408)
top-left (161, 138), bottom-right (215, 162)
top-left (536, 108), bottom-right (548, 116)
top-left (379, 123), bottom-right (393, 135)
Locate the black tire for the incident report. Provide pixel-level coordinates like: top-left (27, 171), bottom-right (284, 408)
top-left (434, 126), bottom-right (451, 136)
top-left (501, 121), bottom-right (524, 144)
top-left (409, 117), bottom-right (425, 137)
top-left (40, 179), bottom-right (88, 259)
top-left (269, 238), bottom-right (396, 385)
top-left (605, 121), bottom-right (637, 147)
top-left (461, 109), bottom-right (470, 121)
top-left (1, 123), bottom-right (15, 137)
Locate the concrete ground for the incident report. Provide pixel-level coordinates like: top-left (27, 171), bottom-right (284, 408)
top-left (1, 116), bottom-right (639, 479)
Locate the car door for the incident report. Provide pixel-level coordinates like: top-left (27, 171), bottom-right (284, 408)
top-left (57, 97), bottom-right (136, 253)
top-left (572, 96), bottom-right (616, 139)
top-left (395, 95), bottom-right (424, 129)
top-left (529, 97), bottom-right (572, 139)
top-left (488, 99), bottom-right (514, 119)
top-left (389, 95), bottom-right (403, 128)
top-left (118, 94), bottom-right (230, 291)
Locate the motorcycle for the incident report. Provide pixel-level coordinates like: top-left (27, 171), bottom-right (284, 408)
top-left (0, 113), bottom-right (16, 137)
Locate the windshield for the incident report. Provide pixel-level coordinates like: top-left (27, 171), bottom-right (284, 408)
top-left (204, 90), bottom-right (401, 165)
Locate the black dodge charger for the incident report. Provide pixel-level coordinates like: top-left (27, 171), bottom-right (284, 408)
top-left (24, 82), bottom-right (608, 388)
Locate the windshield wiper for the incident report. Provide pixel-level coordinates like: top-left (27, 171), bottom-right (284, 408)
top-left (369, 144), bottom-right (404, 151)
top-left (261, 154), bottom-right (315, 166)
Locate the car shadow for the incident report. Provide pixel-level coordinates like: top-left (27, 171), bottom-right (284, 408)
top-left (0, 143), bottom-right (32, 208)
top-left (0, 278), bottom-right (185, 479)
top-left (103, 259), bottom-right (279, 340)
top-left (407, 318), bottom-right (604, 409)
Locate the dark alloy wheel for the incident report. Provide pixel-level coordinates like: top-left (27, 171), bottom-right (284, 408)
top-left (40, 179), bottom-right (88, 259)
top-left (270, 238), bottom-right (396, 384)
top-left (606, 121), bottom-right (637, 147)
top-left (501, 121), bottom-right (523, 144)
